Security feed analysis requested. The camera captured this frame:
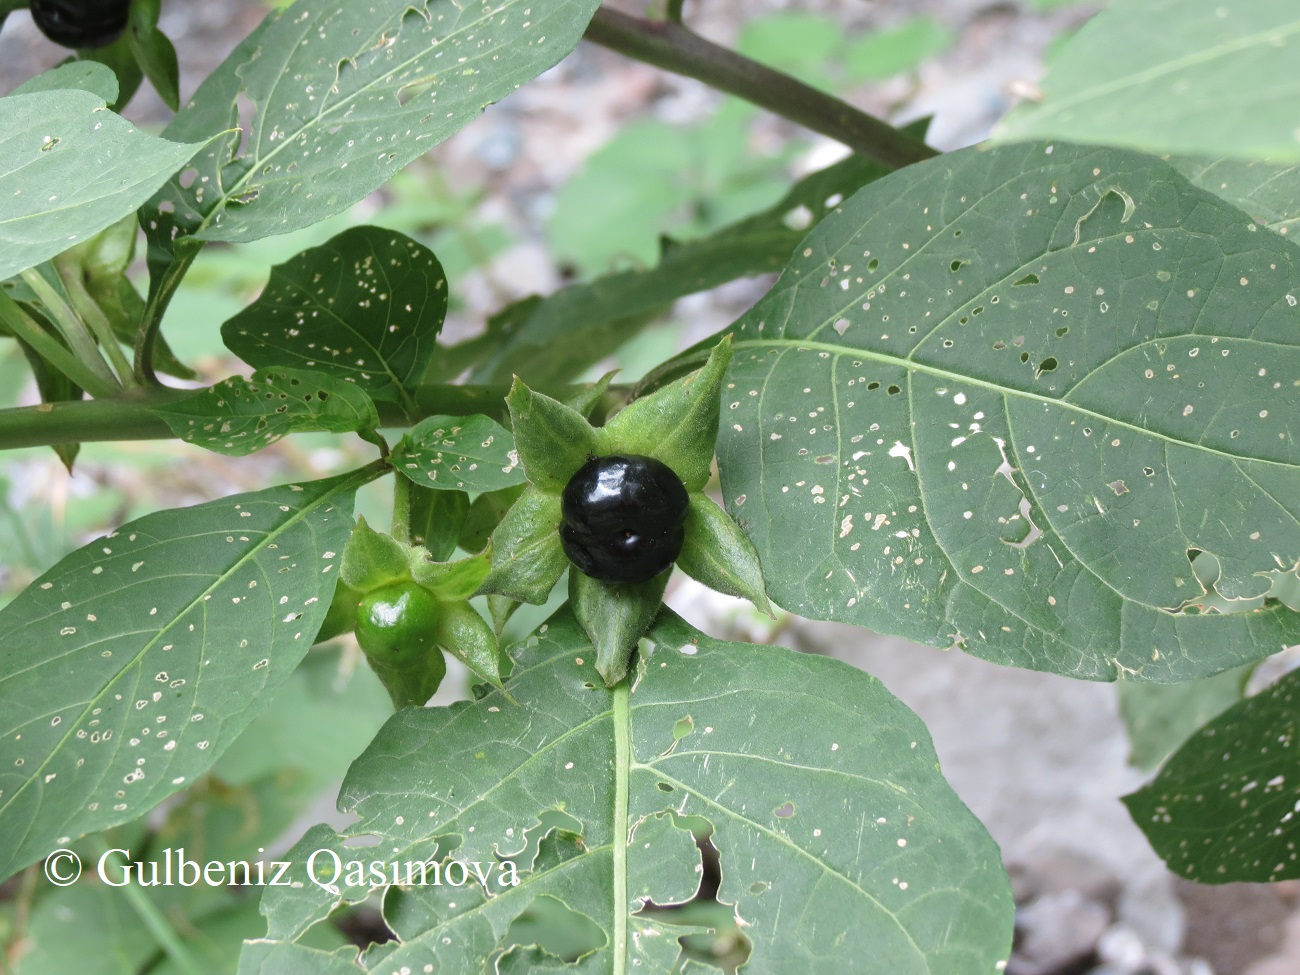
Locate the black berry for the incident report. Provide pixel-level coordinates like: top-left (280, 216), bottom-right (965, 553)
top-left (29, 0), bottom-right (130, 49)
top-left (560, 455), bottom-right (689, 584)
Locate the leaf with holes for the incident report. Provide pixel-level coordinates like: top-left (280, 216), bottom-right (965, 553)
top-left (995, 0), bottom-right (1300, 159)
top-left (0, 467), bottom-right (376, 883)
top-left (715, 140), bottom-right (1300, 681)
top-left (221, 227), bottom-right (448, 416)
top-left (392, 414), bottom-right (525, 493)
top-left (0, 68), bottom-right (204, 280)
top-left (142, 0), bottom-right (601, 249)
top-left (1123, 667), bottom-right (1300, 882)
top-left (239, 609), bottom-right (1012, 974)
top-left (150, 368), bottom-right (381, 456)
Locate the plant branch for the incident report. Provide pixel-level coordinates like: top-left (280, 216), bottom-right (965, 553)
top-left (0, 382), bottom-right (601, 451)
top-left (135, 240), bottom-right (201, 386)
top-left (583, 7), bottom-right (937, 169)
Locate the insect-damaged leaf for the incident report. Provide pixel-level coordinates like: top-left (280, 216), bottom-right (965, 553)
top-left (239, 610), bottom-right (1012, 973)
top-left (1124, 667), bottom-right (1300, 883)
top-left (150, 368), bottom-right (381, 456)
top-left (142, 0), bottom-right (602, 247)
top-left (716, 140), bottom-right (1300, 681)
top-left (0, 469), bottom-right (373, 882)
top-left (222, 227), bottom-right (449, 414)
top-left (392, 414), bottom-right (525, 493)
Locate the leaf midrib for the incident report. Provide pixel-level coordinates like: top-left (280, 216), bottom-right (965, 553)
top-left (732, 336), bottom-right (1295, 471)
top-left (0, 466), bottom-right (378, 830)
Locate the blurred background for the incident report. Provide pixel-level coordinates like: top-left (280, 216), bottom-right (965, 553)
top-left (1, 1), bottom-right (1297, 973)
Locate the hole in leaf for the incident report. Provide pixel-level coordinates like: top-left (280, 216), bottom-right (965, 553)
top-left (950, 259), bottom-right (968, 272)
top-left (502, 895), bottom-right (607, 962)
top-left (1056, 326), bottom-right (1069, 337)
top-left (1013, 273), bottom-right (1039, 287)
top-left (886, 385), bottom-right (901, 395)
top-left (867, 258), bottom-right (879, 272)
top-left (749, 882), bottom-right (769, 895)
top-left (773, 802), bottom-right (795, 819)
top-left (866, 382), bottom-right (880, 390)
top-left (657, 782), bottom-right (675, 793)
top-left (1037, 356), bottom-right (1058, 376)
top-left (673, 716), bottom-right (694, 741)
top-left (1020, 352), bottom-right (1030, 364)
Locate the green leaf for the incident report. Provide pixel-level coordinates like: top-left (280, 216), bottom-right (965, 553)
top-left (479, 488), bottom-right (568, 605)
top-left (475, 152), bottom-right (893, 385)
top-left (0, 468), bottom-right (371, 882)
top-left (127, 0), bottom-right (180, 111)
top-left (1117, 665), bottom-right (1251, 772)
top-left (0, 78), bottom-right (203, 280)
top-left (241, 610), bottom-right (1013, 972)
top-left (601, 336), bottom-right (731, 492)
top-left (842, 17), bottom-right (956, 81)
top-left (10, 61), bottom-right (118, 100)
top-left (569, 570), bottom-right (668, 687)
top-left (435, 600), bottom-right (504, 688)
top-left (1171, 155), bottom-right (1300, 240)
top-left (142, 0), bottom-right (602, 247)
top-left (1123, 667), bottom-right (1300, 882)
top-left (506, 380), bottom-right (598, 492)
top-left (221, 226), bottom-right (449, 414)
top-left (393, 414), bottom-right (525, 493)
top-left (149, 368), bottom-right (381, 456)
top-left (407, 485), bottom-right (468, 562)
top-left (566, 370), bottom-right (617, 419)
top-left (458, 485), bottom-right (526, 554)
top-left (996, 0), bottom-right (1300, 159)
top-left (677, 494), bottom-right (771, 614)
top-left (716, 140), bottom-right (1300, 681)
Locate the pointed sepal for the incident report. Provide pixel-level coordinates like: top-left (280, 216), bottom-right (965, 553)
top-left (436, 601), bottom-right (508, 691)
top-left (506, 378), bottom-right (598, 491)
top-left (478, 487), bottom-right (568, 604)
top-left (599, 336), bottom-right (732, 492)
top-left (340, 516), bottom-right (411, 591)
top-left (410, 545), bottom-right (492, 602)
top-left (676, 494), bottom-right (773, 616)
top-left (569, 569), bottom-right (669, 687)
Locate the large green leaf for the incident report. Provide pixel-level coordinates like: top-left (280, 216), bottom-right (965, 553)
top-left (1172, 156), bottom-right (1300, 240)
top-left (0, 468), bottom-right (375, 882)
top-left (1123, 667), bottom-right (1300, 882)
top-left (240, 610), bottom-right (1012, 974)
top-left (221, 226), bottom-right (449, 415)
top-left (714, 140), bottom-right (1300, 681)
top-left (475, 152), bottom-right (893, 385)
top-left (0, 71), bottom-right (203, 280)
top-left (142, 0), bottom-right (601, 247)
top-left (996, 0), bottom-right (1300, 159)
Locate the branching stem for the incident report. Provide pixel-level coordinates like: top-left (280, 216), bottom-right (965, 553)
top-left (584, 8), bottom-right (937, 169)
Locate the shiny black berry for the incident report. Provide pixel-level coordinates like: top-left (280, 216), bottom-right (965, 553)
top-left (29, 0), bottom-right (130, 49)
top-left (560, 454), bottom-right (689, 584)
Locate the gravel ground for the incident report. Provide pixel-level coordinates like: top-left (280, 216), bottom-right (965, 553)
top-left (3, 1), bottom-right (1298, 973)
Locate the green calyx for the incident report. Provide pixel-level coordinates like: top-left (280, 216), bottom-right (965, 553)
top-left (478, 336), bottom-right (773, 686)
top-left (335, 515), bottom-right (507, 705)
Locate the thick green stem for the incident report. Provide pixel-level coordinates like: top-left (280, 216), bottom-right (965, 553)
top-left (135, 241), bottom-right (201, 386)
top-left (0, 290), bottom-right (121, 398)
top-left (19, 268), bottom-right (123, 392)
top-left (583, 8), bottom-right (937, 169)
top-left (0, 382), bottom-right (596, 451)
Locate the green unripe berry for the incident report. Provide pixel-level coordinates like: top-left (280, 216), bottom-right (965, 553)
top-left (355, 582), bottom-right (447, 708)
